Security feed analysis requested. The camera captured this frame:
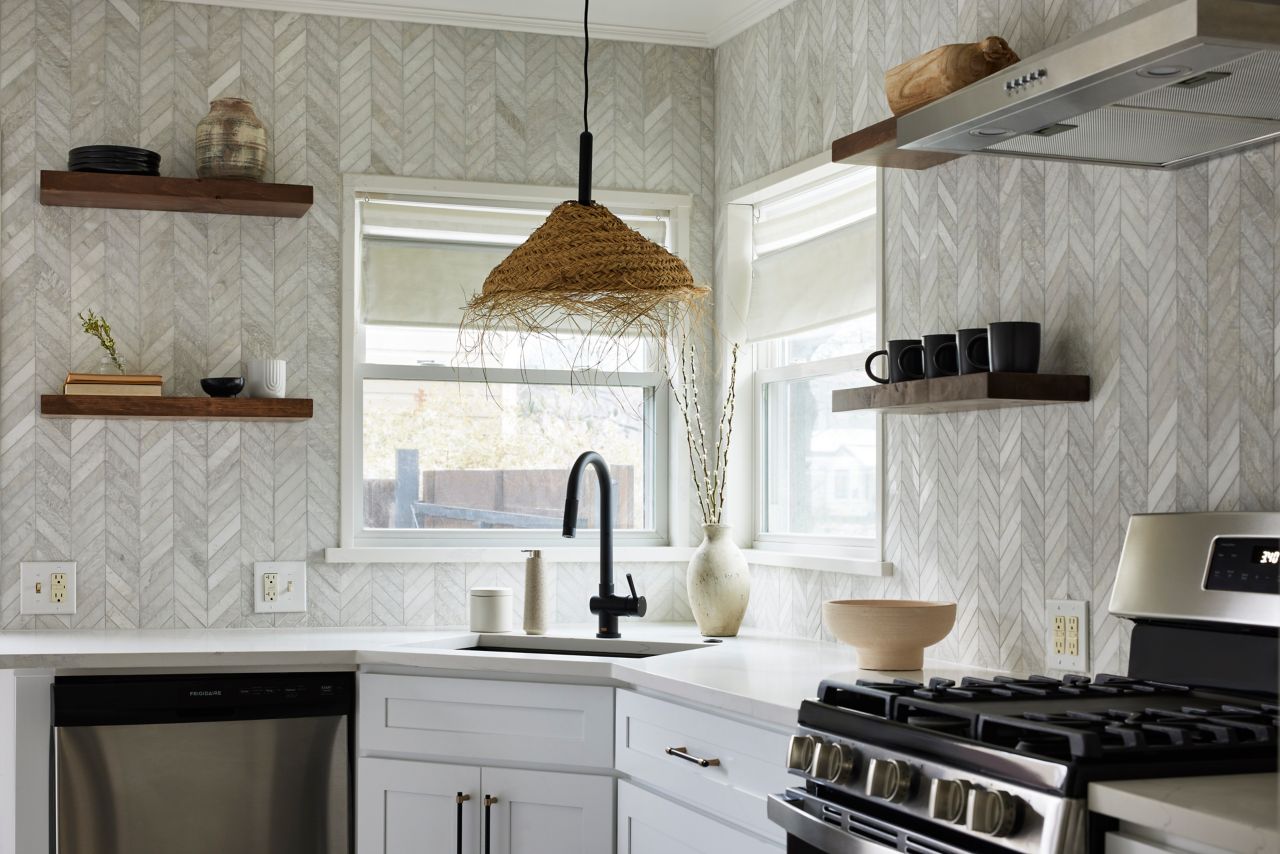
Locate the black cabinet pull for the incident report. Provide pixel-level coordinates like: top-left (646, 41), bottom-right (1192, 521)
top-left (483, 795), bottom-right (497, 854)
top-left (455, 792), bottom-right (470, 854)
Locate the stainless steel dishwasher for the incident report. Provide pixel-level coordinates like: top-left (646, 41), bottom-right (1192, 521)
top-left (53, 671), bottom-right (353, 854)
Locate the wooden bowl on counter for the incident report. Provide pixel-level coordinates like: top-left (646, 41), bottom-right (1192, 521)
top-left (822, 599), bottom-right (957, 670)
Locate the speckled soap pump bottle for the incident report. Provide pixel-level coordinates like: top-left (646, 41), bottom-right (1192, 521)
top-left (523, 549), bottom-right (550, 635)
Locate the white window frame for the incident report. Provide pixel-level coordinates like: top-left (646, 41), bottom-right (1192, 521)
top-left (330, 175), bottom-right (694, 563)
top-left (720, 154), bottom-right (889, 576)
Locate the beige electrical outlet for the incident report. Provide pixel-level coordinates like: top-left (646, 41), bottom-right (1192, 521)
top-left (50, 573), bottom-right (68, 604)
top-left (1046, 600), bottom-right (1088, 672)
top-left (263, 572), bottom-right (279, 602)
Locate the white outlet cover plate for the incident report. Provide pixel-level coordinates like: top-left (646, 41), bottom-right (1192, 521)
top-left (254, 562), bottom-right (307, 613)
top-left (1046, 599), bottom-right (1089, 673)
top-left (20, 561), bottom-right (77, 615)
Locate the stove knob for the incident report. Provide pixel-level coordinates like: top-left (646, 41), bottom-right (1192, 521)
top-left (967, 788), bottom-right (1021, 837)
top-left (786, 735), bottom-right (818, 772)
top-left (864, 758), bottom-right (913, 803)
top-left (928, 779), bottom-right (971, 824)
top-left (810, 742), bottom-right (856, 784)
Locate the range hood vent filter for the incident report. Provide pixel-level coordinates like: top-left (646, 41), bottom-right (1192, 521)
top-left (988, 106), bottom-right (1280, 168)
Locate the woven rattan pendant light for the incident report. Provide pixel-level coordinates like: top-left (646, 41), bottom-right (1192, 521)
top-left (462, 0), bottom-right (706, 354)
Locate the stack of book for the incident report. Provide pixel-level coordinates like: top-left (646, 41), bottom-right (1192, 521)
top-left (63, 372), bottom-right (163, 397)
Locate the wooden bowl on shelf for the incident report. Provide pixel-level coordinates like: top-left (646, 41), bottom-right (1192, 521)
top-left (822, 599), bottom-right (957, 670)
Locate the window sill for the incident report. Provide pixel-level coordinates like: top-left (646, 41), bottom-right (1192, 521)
top-left (741, 549), bottom-right (892, 577)
top-left (324, 546), bottom-right (697, 564)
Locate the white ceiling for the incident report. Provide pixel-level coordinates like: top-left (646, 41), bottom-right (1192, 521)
top-left (173, 0), bottom-right (797, 47)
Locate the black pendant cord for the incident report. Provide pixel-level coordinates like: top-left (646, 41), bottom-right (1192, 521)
top-left (577, 0), bottom-right (593, 206)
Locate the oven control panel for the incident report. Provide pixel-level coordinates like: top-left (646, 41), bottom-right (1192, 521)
top-left (1205, 537), bottom-right (1280, 594)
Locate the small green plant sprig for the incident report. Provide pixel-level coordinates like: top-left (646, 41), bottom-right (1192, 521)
top-left (78, 309), bottom-right (124, 374)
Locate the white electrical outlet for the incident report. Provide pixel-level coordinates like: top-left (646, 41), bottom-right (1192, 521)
top-left (254, 562), bottom-right (306, 613)
top-left (1046, 599), bottom-right (1089, 672)
top-left (20, 561), bottom-right (77, 615)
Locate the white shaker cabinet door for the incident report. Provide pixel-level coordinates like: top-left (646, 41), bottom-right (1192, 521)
top-left (481, 767), bottom-right (614, 854)
top-left (358, 757), bottom-right (481, 854)
top-left (617, 781), bottom-right (782, 854)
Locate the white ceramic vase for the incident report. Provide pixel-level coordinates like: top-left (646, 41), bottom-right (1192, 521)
top-left (245, 358), bottom-right (286, 398)
top-left (686, 523), bottom-right (750, 637)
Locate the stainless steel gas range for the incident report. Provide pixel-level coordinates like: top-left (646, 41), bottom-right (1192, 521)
top-left (768, 512), bottom-right (1279, 854)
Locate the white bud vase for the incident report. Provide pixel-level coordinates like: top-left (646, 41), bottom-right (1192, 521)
top-left (686, 523), bottom-right (750, 637)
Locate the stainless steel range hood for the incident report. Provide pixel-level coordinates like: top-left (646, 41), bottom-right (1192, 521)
top-left (897, 0), bottom-right (1280, 169)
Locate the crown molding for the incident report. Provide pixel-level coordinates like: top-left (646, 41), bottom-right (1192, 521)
top-left (168, 0), bottom-right (795, 47)
top-left (704, 0), bottom-right (794, 46)
top-left (170, 0), bottom-right (700, 46)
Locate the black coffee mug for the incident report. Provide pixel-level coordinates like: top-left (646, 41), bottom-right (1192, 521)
top-left (988, 321), bottom-right (1041, 373)
top-left (923, 334), bottom-right (959, 378)
top-left (958, 328), bottom-right (990, 374)
top-left (866, 339), bottom-right (926, 384)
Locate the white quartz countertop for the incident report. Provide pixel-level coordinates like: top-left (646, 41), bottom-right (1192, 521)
top-left (1089, 774), bottom-right (1279, 854)
top-left (0, 622), bottom-right (994, 728)
top-left (2, 622), bottom-right (1273, 846)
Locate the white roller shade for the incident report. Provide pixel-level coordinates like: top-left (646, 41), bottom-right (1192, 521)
top-left (746, 168), bottom-right (877, 342)
top-left (359, 196), bottom-right (669, 329)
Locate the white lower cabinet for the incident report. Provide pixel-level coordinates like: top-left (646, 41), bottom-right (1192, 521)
top-left (617, 781), bottom-right (781, 854)
top-left (359, 757), bottom-right (612, 854)
top-left (483, 766), bottom-right (613, 854)
top-left (359, 758), bottom-right (482, 854)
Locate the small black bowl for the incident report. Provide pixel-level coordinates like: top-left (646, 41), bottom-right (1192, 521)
top-left (201, 377), bottom-right (245, 397)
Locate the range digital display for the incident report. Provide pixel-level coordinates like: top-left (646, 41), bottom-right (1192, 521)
top-left (1206, 537), bottom-right (1280, 594)
top-left (1252, 545), bottom-right (1280, 565)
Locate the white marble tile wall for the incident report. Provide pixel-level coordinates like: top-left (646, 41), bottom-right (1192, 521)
top-left (0, 0), bottom-right (713, 630)
top-left (719, 0), bottom-right (1280, 675)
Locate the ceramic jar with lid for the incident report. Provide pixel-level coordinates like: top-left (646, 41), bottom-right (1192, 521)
top-left (469, 587), bottom-right (514, 633)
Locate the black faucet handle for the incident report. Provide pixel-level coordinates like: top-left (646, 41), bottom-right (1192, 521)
top-left (625, 573), bottom-right (647, 618)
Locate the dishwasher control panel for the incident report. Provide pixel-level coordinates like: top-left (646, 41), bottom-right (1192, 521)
top-left (53, 671), bottom-right (354, 726)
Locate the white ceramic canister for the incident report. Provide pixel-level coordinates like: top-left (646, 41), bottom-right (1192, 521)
top-left (469, 586), bottom-right (513, 633)
top-left (245, 358), bottom-right (287, 398)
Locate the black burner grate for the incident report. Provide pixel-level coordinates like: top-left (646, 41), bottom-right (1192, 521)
top-left (815, 673), bottom-right (1278, 762)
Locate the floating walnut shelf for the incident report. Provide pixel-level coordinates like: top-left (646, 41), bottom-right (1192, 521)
top-left (41, 395), bottom-right (313, 421)
top-left (832, 373), bottom-right (1090, 415)
top-left (831, 116), bottom-right (962, 171)
top-left (39, 171), bottom-right (313, 218)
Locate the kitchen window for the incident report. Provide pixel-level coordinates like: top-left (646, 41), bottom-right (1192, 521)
top-left (726, 159), bottom-right (883, 565)
top-left (335, 176), bottom-right (689, 555)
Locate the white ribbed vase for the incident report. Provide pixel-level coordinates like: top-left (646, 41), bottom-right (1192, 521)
top-left (686, 523), bottom-right (750, 637)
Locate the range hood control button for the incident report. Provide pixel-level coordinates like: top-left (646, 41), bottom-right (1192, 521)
top-left (967, 788), bottom-right (1021, 837)
top-left (810, 742), bottom-right (856, 784)
top-left (865, 758), bottom-right (913, 803)
top-left (787, 735), bottom-right (818, 772)
top-left (928, 779), bottom-right (971, 823)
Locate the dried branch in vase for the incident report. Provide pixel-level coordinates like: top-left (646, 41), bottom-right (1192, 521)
top-left (670, 338), bottom-right (739, 526)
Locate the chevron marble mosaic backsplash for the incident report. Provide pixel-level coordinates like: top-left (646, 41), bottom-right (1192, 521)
top-left (720, 0), bottom-right (1280, 675)
top-left (3, 0), bottom-right (1277, 682)
top-left (0, 0), bottom-right (713, 630)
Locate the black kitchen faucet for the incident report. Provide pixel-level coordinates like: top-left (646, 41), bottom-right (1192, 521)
top-left (562, 451), bottom-right (646, 638)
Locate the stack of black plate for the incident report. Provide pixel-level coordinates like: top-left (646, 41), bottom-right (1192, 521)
top-left (68, 145), bottom-right (161, 176)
